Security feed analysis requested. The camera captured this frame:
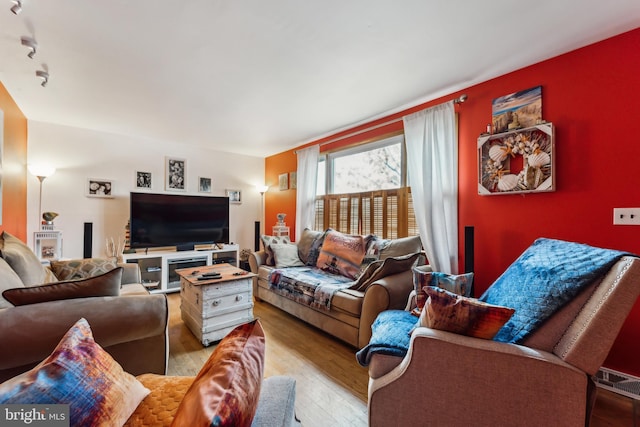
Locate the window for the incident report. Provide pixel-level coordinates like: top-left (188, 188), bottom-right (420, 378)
top-left (314, 134), bottom-right (418, 238)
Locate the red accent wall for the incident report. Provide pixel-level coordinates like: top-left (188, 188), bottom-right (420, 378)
top-left (266, 28), bottom-right (640, 376)
top-left (0, 82), bottom-right (28, 241)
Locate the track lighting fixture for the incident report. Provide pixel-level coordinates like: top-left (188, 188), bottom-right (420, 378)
top-left (10, 0), bottom-right (22, 15)
top-left (21, 36), bottom-right (37, 59)
top-left (36, 70), bottom-right (49, 87)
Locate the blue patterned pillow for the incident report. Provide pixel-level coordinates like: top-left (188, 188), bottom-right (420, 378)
top-left (0, 318), bottom-right (149, 426)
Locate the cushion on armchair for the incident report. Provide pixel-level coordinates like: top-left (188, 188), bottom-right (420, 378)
top-left (419, 286), bottom-right (514, 340)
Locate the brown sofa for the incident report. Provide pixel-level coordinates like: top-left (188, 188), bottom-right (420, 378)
top-left (0, 232), bottom-right (168, 382)
top-left (250, 229), bottom-right (423, 348)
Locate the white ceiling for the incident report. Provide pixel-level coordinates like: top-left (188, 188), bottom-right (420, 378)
top-left (1, 1), bottom-right (639, 157)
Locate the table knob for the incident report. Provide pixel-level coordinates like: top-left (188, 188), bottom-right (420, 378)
top-left (212, 299), bottom-right (221, 307)
top-left (236, 295), bottom-right (243, 302)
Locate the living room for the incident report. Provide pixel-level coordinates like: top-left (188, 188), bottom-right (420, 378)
top-left (2, 2), bottom-right (640, 426)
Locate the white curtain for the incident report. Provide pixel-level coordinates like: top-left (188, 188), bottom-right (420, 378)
top-left (295, 145), bottom-right (319, 241)
top-left (403, 101), bottom-right (458, 273)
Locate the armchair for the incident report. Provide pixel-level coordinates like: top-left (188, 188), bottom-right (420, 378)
top-left (367, 251), bottom-right (640, 426)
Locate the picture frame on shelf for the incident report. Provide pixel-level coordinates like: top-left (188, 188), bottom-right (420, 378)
top-left (86, 178), bottom-right (114, 198)
top-left (226, 189), bottom-right (241, 204)
top-left (165, 157), bottom-right (186, 191)
top-left (199, 177), bottom-right (212, 193)
top-left (278, 173), bottom-right (288, 191)
top-left (135, 171), bottom-right (152, 189)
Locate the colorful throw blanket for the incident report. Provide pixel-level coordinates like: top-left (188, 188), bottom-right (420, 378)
top-left (268, 267), bottom-right (354, 311)
top-left (479, 238), bottom-right (632, 343)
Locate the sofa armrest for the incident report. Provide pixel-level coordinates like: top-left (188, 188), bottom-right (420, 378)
top-left (249, 251), bottom-right (268, 299)
top-left (368, 327), bottom-right (587, 427)
top-left (0, 293), bottom-right (168, 382)
top-left (118, 262), bottom-right (142, 285)
top-left (358, 269), bottom-right (414, 348)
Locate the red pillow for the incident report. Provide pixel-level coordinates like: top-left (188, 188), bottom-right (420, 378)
top-left (170, 320), bottom-right (266, 427)
top-left (316, 229), bottom-right (365, 279)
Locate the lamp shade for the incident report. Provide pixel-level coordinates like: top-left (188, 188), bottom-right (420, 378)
top-left (256, 185), bottom-right (269, 194)
top-left (28, 164), bottom-right (56, 178)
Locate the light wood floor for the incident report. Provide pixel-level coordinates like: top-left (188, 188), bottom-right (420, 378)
top-left (166, 293), bottom-right (638, 426)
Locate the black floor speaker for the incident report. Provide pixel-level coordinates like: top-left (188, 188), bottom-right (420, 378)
top-left (254, 221), bottom-right (261, 252)
top-left (83, 222), bottom-right (93, 258)
top-left (464, 225), bottom-right (474, 296)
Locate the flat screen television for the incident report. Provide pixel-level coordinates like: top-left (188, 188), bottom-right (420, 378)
top-left (129, 192), bottom-right (229, 251)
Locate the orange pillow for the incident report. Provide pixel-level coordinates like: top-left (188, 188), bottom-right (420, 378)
top-left (316, 229), bottom-right (365, 279)
top-left (170, 320), bottom-right (266, 427)
top-left (419, 286), bottom-right (515, 340)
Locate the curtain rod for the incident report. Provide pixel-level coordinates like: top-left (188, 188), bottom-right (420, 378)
top-left (295, 94), bottom-right (467, 153)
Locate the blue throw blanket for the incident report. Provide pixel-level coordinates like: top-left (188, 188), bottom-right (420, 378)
top-left (356, 310), bottom-right (417, 366)
top-left (480, 238), bottom-right (631, 343)
top-left (356, 238), bottom-right (632, 366)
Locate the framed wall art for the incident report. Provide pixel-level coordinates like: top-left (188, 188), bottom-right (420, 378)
top-left (225, 189), bottom-right (241, 204)
top-left (278, 173), bottom-right (288, 191)
top-left (492, 86), bottom-right (542, 133)
top-left (86, 178), bottom-right (114, 198)
top-left (199, 177), bottom-right (212, 193)
top-left (165, 157), bottom-right (186, 191)
top-left (135, 171), bottom-right (152, 189)
top-left (289, 171), bottom-right (297, 189)
top-left (478, 122), bottom-right (554, 195)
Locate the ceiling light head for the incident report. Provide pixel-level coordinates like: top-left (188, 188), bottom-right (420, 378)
top-left (10, 0), bottom-right (22, 15)
top-left (35, 70), bottom-right (49, 87)
top-left (21, 36), bottom-right (37, 59)
top-left (454, 94), bottom-right (468, 104)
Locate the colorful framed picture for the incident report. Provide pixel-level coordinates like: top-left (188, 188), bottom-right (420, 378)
top-left (225, 189), bottom-right (242, 204)
top-left (278, 173), bottom-right (288, 191)
top-left (86, 178), bottom-right (114, 198)
top-left (491, 86), bottom-right (542, 133)
top-left (135, 171), bottom-right (152, 189)
top-left (165, 157), bottom-right (186, 191)
top-left (199, 177), bottom-right (212, 193)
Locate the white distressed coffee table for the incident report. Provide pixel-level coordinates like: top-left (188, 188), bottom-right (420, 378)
top-left (177, 263), bottom-right (255, 346)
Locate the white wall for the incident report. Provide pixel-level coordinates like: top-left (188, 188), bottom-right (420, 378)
top-left (26, 121), bottom-right (264, 259)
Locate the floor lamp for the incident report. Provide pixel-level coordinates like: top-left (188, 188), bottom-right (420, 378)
top-left (28, 164), bottom-right (56, 230)
top-left (256, 185), bottom-right (269, 250)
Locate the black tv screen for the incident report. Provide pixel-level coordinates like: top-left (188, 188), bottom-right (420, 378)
top-left (130, 192), bottom-right (229, 250)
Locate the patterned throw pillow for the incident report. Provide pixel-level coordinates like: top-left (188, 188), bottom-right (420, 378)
top-left (3, 267), bottom-right (122, 306)
top-left (260, 235), bottom-right (292, 266)
top-left (413, 268), bottom-right (474, 311)
top-left (296, 228), bottom-right (325, 265)
top-left (316, 229), bottom-right (366, 279)
top-left (125, 374), bottom-right (194, 427)
top-left (0, 318), bottom-right (150, 425)
top-left (171, 320), bottom-right (266, 427)
top-left (419, 286), bottom-right (515, 340)
top-left (50, 258), bottom-right (119, 281)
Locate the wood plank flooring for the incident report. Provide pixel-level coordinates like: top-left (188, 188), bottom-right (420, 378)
top-left (166, 293), bottom-right (638, 426)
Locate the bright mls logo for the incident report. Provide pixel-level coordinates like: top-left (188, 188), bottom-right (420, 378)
top-left (0, 405), bottom-right (69, 426)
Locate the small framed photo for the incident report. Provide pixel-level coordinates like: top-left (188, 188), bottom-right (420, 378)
top-left (226, 189), bottom-right (242, 204)
top-left (289, 171), bottom-right (297, 189)
top-left (199, 177), bottom-right (212, 193)
top-left (86, 178), bottom-right (114, 198)
top-left (278, 173), bottom-right (289, 191)
top-left (135, 171), bottom-right (152, 189)
top-left (165, 157), bottom-right (186, 191)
